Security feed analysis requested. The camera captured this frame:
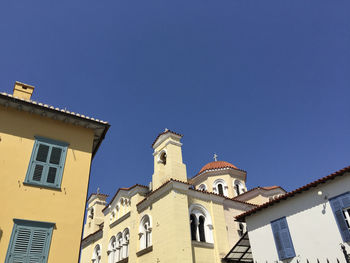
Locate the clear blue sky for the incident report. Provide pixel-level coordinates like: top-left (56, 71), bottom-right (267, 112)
top-left (1, 0), bottom-right (349, 200)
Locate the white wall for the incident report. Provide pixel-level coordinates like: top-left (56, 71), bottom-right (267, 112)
top-left (246, 173), bottom-right (350, 263)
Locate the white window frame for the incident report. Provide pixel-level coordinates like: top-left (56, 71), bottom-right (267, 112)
top-left (198, 183), bottom-right (207, 191)
top-left (122, 228), bottom-right (130, 259)
top-left (107, 237), bottom-right (116, 263)
top-left (139, 215), bottom-right (152, 250)
top-left (233, 180), bottom-right (246, 196)
top-left (189, 204), bottom-right (214, 243)
top-left (92, 244), bottom-right (101, 263)
top-left (213, 179), bottom-right (228, 196)
top-left (343, 207), bottom-right (350, 229)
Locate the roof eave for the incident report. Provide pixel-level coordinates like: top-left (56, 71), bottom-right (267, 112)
top-left (0, 93), bottom-right (110, 159)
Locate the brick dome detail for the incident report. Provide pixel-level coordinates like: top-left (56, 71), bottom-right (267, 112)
top-left (198, 161), bottom-right (238, 174)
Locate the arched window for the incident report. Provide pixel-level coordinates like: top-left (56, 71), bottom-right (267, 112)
top-left (122, 228), bottom-right (130, 258)
top-left (89, 207), bottom-right (95, 219)
top-left (92, 244), bottom-right (101, 263)
top-left (110, 209), bottom-right (116, 222)
top-left (198, 184), bottom-right (207, 191)
top-left (198, 216), bottom-right (206, 242)
top-left (234, 180), bottom-right (246, 196)
top-left (217, 183), bottom-right (224, 195)
top-left (139, 215), bottom-right (152, 250)
top-left (158, 150), bottom-right (167, 165)
top-left (190, 214), bottom-right (197, 241)
top-left (238, 222), bottom-right (244, 237)
top-left (107, 237), bottom-right (116, 263)
top-left (213, 179), bottom-right (228, 196)
top-left (116, 232), bottom-right (123, 261)
top-left (189, 204), bottom-right (213, 243)
top-left (235, 184), bottom-right (240, 195)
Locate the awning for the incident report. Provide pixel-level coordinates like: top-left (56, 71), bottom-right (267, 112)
top-left (222, 232), bottom-right (253, 263)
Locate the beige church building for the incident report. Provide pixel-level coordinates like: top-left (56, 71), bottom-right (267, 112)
top-left (80, 130), bottom-right (285, 263)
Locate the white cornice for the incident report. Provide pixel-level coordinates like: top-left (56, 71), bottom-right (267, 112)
top-left (153, 140), bottom-right (183, 156)
top-left (153, 133), bottom-right (182, 150)
top-left (136, 180), bottom-right (253, 212)
top-left (191, 168), bottom-right (246, 185)
top-left (103, 186), bottom-right (148, 215)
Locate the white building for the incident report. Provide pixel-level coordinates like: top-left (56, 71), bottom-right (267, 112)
top-left (232, 166), bottom-right (350, 263)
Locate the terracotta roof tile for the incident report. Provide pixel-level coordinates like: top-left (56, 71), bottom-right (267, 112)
top-left (0, 92), bottom-right (110, 158)
top-left (236, 165), bottom-right (350, 221)
top-left (190, 161), bottom-right (246, 181)
top-left (232, 186), bottom-right (286, 200)
top-left (0, 92), bottom-right (109, 124)
top-left (136, 178), bottom-right (256, 208)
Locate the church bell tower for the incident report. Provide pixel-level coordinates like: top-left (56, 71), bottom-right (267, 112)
top-left (151, 129), bottom-right (187, 190)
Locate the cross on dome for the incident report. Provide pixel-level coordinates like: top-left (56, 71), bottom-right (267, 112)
top-left (213, 153), bottom-right (218, 162)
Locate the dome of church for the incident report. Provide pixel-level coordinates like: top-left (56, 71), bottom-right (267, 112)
top-left (198, 161), bottom-right (238, 174)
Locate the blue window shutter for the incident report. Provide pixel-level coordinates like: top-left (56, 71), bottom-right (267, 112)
top-left (9, 225), bottom-right (31, 262)
top-left (330, 193), bottom-right (350, 242)
top-left (28, 227), bottom-right (52, 262)
top-left (271, 220), bottom-right (285, 260)
top-left (25, 136), bottom-right (68, 189)
top-left (6, 220), bottom-right (54, 263)
top-left (279, 218), bottom-right (296, 258)
top-left (271, 217), bottom-right (295, 260)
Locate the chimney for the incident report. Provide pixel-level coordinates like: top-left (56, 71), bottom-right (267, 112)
top-left (13, 81), bottom-right (35, 100)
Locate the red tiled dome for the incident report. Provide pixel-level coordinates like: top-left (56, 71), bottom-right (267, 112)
top-left (198, 161), bottom-right (238, 174)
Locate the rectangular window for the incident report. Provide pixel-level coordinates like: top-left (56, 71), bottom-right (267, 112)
top-left (330, 192), bottom-right (350, 242)
top-left (271, 217), bottom-right (296, 260)
top-left (25, 136), bottom-right (68, 189)
top-left (5, 219), bottom-right (54, 263)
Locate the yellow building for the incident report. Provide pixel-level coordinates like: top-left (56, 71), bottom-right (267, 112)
top-left (80, 129), bottom-right (285, 263)
top-left (0, 82), bottom-right (110, 263)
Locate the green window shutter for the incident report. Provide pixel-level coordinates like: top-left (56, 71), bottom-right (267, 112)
top-left (330, 192), bottom-right (350, 242)
top-left (25, 137), bottom-right (68, 189)
top-left (271, 217), bottom-right (295, 260)
top-left (6, 220), bottom-right (54, 263)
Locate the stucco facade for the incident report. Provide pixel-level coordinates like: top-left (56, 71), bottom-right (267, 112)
top-left (81, 130), bottom-right (281, 263)
top-left (0, 82), bottom-right (109, 263)
top-left (243, 169), bottom-right (350, 262)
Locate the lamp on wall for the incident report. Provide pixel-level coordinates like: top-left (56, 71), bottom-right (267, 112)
top-left (317, 190), bottom-right (328, 200)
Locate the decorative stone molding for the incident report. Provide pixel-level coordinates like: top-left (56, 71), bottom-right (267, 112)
top-left (136, 245), bottom-right (153, 257)
top-left (109, 212), bottom-right (131, 228)
top-left (191, 241), bottom-right (214, 248)
top-left (117, 257), bottom-right (128, 263)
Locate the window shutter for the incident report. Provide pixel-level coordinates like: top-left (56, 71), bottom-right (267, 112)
top-left (28, 228), bottom-right (51, 263)
top-left (279, 218), bottom-right (296, 258)
top-left (271, 220), bottom-right (285, 260)
top-left (9, 226), bottom-right (31, 262)
top-left (271, 218), bottom-right (295, 260)
top-left (330, 193), bottom-right (350, 242)
top-left (6, 221), bottom-right (53, 263)
top-left (25, 137), bottom-right (68, 189)
top-left (36, 144), bottom-right (50, 162)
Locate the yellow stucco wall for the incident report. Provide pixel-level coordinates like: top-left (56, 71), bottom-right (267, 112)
top-left (0, 105), bottom-right (95, 263)
top-left (247, 194), bottom-right (271, 205)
